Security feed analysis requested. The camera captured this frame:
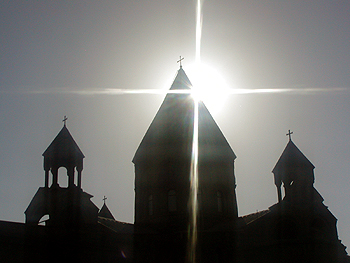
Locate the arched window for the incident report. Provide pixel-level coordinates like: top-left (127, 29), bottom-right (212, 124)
top-left (217, 191), bottom-right (223, 213)
top-left (38, 214), bottom-right (50, 226)
top-left (168, 190), bottom-right (177, 212)
top-left (148, 195), bottom-right (153, 216)
top-left (58, 167), bottom-right (68, 188)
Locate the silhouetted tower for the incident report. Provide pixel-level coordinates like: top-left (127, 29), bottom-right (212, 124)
top-left (272, 131), bottom-right (315, 204)
top-left (25, 121), bottom-right (98, 227)
top-left (133, 66), bottom-right (238, 262)
top-left (268, 132), bottom-right (345, 263)
top-left (43, 120), bottom-right (84, 189)
top-left (24, 120), bottom-right (99, 262)
top-left (98, 196), bottom-right (115, 220)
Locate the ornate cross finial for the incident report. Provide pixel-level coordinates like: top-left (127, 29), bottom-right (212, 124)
top-left (103, 196), bottom-right (107, 204)
top-left (286, 129), bottom-right (293, 141)
top-left (177, 56), bottom-right (184, 68)
top-left (62, 116), bottom-right (68, 126)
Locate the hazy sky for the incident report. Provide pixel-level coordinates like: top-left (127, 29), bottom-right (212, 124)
top-left (1, 0), bottom-right (350, 250)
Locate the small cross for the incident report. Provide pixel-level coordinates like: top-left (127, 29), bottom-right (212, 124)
top-left (177, 56), bottom-right (184, 68)
top-left (103, 196), bottom-right (107, 204)
top-left (62, 116), bottom-right (68, 126)
top-left (286, 129), bottom-right (293, 141)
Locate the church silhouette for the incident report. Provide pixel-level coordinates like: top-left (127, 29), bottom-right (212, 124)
top-left (0, 66), bottom-right (349, 263)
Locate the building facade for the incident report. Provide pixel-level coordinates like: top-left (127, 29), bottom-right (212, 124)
top-left (0, 66), bottom-right (348, 263)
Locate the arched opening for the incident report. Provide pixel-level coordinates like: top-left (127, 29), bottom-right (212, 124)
top-left (168, 190), bottom-right (177, 212)
top-left (47, 170), bottom-right (52, 187)
top-left (38, 214), bottom-right (50, 226)
top-left (58, 167), bottom-right (68, 188)
top-left (281, 185), bottom-right (286, 200)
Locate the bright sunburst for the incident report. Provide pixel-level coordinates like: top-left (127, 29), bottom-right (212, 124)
top-left (187, 63), bottom-right (230, 114)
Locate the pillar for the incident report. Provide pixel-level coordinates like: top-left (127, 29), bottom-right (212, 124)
top-left (68, 167), bottom-right (75, 188)
top-left (45, 169), bottom-right (49, 188)
top-left (77, 168), bottom-right (82, 189)
top-left (52, 168), bottom-right (58, 187)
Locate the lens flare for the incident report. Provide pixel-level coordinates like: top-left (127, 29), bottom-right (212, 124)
top-left (187, 63), bottom-right (230, 114)
top-left (195, 0), bottom-right (202, 64)
top-left (187, 96), bottom-right (199, 263)
top-left (186, 1), bottom-right (202, 262)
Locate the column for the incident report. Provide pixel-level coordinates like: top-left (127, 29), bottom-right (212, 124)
top-left (44, 169), bottom-right (49, 188)
top-left (77, 169), bottom-right (82, 189)
top-left (68, 167), bottom-right (75, 188)
top-left (52, 168), bottom-right (58, 187)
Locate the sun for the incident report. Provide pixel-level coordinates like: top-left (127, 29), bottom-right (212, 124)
top-left (186, 63), bottom-right (230, 114)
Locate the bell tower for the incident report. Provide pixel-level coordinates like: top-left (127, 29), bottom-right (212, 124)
top-left (133, 66), bottom-right (238, 262)
top-left (272, 131), bottom-right (315, 204)
top-left (42, 117), bottom-right (84, 189)
top-left (25, 120), bottom-right (98, 227)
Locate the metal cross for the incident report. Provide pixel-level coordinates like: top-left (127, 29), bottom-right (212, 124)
top-left (62, 116), bottom-right (68, 126)
top-left (177, 56), bottom-right (184, 68)
top-left (286, 130), bottom-right (293, 141)
top-left (103, 196), bottom-right (107, 204)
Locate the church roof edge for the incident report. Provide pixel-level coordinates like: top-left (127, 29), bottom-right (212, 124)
top-left (272, 139), bottom-right (314, 174)
top-left (43, 125), bottom-right (85, 158)
top-left (170, 67), bottom-right (192, 90)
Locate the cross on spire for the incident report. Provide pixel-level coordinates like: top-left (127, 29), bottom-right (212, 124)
top-left (286, 129), bottom-right (293, 141)
top-left (103, 196), bottom-right (107, 204)
top-left (62, 116), bottom-right (68, 126)
top-left (177, 56), bottom-right (184, 68)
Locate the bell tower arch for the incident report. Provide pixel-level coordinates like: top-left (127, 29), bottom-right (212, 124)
top-left (25, 120), bottom-right (98, 226)
top-left (43, 118), bottom-right (84, 189)
top-left (272, 131), bottom-right (315, 204)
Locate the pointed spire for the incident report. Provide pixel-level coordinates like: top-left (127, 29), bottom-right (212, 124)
top-left (98, 197), bottom-right (115, 220)
top-left (170, 66), bottom-right (192, 90)
top-left (273, 139), bottom-right (314, 175)
top-left (272, 137), bottom-right (315, 202)
top-left (133, 66), bottom-right (235, 163)
top-left (43, 125), bottom-right (85, 160)
top-left (43, 123), bottom-right (85, 188)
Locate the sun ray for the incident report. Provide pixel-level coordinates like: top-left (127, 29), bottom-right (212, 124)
top-left (14, 86), bottom-right (348, 97)
top-left (187, 63), bottom-right (230, 114)
top-left (187, 96), bottom-right (199, 263)
top-left (195, 0), bottom-right (203, 65)
top-left (186, 1), bottom-right (203, 262)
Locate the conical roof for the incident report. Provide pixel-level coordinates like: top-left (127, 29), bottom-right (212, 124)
top-left (133, 67), bottom-right (235, 164)
top-left (272, 139), bottom-right (314, 175)
top-left (170, 67), bottom-right (192, 90)
top-left (43, 125), bottom-right (84, 158)
top-left (98, 203), bottom-right (115, 220)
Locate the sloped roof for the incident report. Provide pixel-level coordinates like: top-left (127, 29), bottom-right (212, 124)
top-left (98, 217), bottom-right (134, 234)
top-left (25, 187), bottom-right (98, 225)
top-left (98, 203), bottom-right (115, 220)
top-left (272, 139), bottom-right (314, 174)
top-left (241, 209), bottom-right (270, 225)
top-left (170, 67), bottom-right (192, 90)
top-left (43, 125), bottom-right (84, 159)
top-left (133, 67), bottom-right (235, 163)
